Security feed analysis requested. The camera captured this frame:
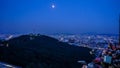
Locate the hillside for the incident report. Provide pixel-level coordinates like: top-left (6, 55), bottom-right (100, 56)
top-left (0, 34), bottom-right (94, 68)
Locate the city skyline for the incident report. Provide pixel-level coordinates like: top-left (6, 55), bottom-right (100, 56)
top-left (0, 0), bottom-right (120, 34)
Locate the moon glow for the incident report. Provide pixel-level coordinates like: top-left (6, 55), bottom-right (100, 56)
top-left (52, 4), bottom-right (55, 8)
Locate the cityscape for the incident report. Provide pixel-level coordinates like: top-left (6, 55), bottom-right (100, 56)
top-left (0, 0), bottom-right (120, 68)
top-left (0, 34), bottom-right (119, 49)
top-left (0, 33), bottom-right (120, 68)
top-left (50, 34), bottom-right (119, 48)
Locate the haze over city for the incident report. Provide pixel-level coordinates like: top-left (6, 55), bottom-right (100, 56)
top-left (0, 0), bottom-right (120, 34)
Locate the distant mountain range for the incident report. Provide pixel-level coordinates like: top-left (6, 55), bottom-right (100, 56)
top-left (0, 34), bottom-right (94, 68)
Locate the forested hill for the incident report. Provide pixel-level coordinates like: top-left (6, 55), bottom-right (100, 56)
top-left (0, 34), bottom-right (94, 68)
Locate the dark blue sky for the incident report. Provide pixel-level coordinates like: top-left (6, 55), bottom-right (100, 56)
top-left (0, 0), bottom-right (120, 34)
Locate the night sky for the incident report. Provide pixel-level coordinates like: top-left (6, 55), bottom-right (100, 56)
top-left (0, 0), bottom-right (120, 34)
